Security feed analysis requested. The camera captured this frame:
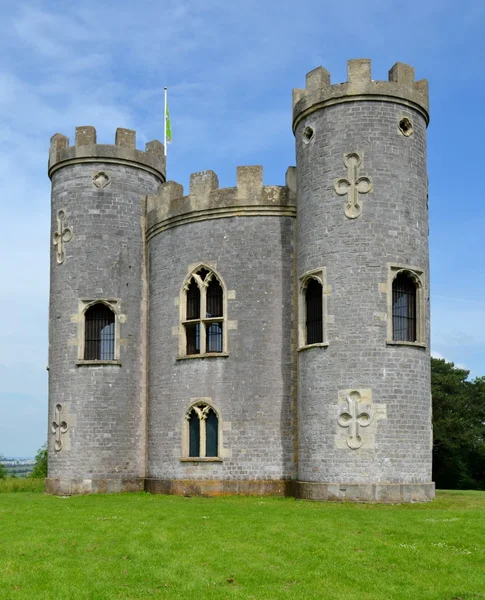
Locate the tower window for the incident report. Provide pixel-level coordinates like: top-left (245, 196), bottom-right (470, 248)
top-left (84, 303), bottom-right (115, 360)
top-left (305, 278), bottom-right (323, 344)
top-left (298, 269), bottom-right (328, 349)
top-left (184, 403), bottom-right (220, 459)
top-left (386, 265), bottom-right (425, 347)
top-left (180, 266), bottom-right (226, 357)
top-left (392, 273), bottom-right (417, 342)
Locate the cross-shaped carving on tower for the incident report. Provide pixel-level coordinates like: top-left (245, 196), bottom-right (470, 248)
top-left (53, 209), bottom-right (73, 264)
top-left (337, 391), bottom-right (372, 449)
top-left (334, 152), bottom-right (372, 219)
top-left (51, 403), bottom-right (68, 451)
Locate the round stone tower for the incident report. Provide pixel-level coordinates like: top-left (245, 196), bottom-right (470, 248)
top-left (293, 59), bottom-right (434, 502)
top-left (46, 126), bottom-right (165, 494)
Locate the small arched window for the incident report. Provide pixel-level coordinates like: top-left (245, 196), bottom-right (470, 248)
top-left (185, 279), bottom-right (201, 354)
top-left (182, 267), bottom-right (225, 357)
top-left (186, 403), bottom-right (219, 458)
top-left (392, 272), bottom-right (417, 342)
top-left (84, 303), bottom-right (115, 360)
top-left (305, 278), bottom-right (323, 345)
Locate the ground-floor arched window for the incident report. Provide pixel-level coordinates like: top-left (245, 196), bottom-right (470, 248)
top-left (185, 403), bottom-right (220, 458)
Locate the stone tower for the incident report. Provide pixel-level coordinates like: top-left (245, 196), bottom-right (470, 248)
top-left (46, 58), bottom-right (433, 502)
top-left (47, 127), bottom-right (165, 494)
top-left (293, 59), bottom-right (433, 502)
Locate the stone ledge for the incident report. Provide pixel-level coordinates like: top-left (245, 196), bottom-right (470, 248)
top-left (76, 360), bottom-right (122, 367)
top-left (144, 478), bottom-right (296, 497)
top-left (386, 340), bottom-right (427, 349)
top-left (180, 458), bottom-right (223, 463)
top-left (176, 352), bottom-right (229, 361)
top-left (45, 477), bottom-right (144, 495)
top-left (296, 481), bottom-right (435, 503)
top-left (297, 342), bottom-right (328, 352)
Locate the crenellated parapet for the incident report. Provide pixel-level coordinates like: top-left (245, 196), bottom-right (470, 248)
top-left (292, 59), bottom-right (429, 132)
top-left (48, 126), bottom-right (166, 182)
top-left (146, 165), bottom-right (296, 240)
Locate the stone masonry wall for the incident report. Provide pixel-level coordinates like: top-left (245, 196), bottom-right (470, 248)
top-left (295, 96), bottom-right (432, 486)
top-left (147, 213), bottom-right (296, 482)
top-left (48, 161), bottom-right (160, 483)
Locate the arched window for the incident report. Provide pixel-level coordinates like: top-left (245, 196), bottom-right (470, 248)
top-left (181, 267), bottom-right (226, 357)
top-left (392, 272), bottom-right (417, 342)
top-left (186, 279), bottom-right (201, 354)
top-left (305, 278), bottom-right (323, 344)
top-left (206, 277), bottom-right (223, 352)
top-left (84, 303), bottom-right (115, 360)
top-left (185, 403), bottom-right (219, 458)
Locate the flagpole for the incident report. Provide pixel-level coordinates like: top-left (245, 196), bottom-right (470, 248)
top-left (164, 87), bottom-right (167, 157)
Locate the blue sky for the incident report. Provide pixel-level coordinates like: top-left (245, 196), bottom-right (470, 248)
top-left (0, 0), bottom-right (484, 456)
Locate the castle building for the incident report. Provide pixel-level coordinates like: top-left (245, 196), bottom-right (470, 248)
top-left (46, 59), bottom-right (434, 502)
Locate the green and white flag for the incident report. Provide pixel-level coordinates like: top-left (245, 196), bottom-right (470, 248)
top-left (164, 87), bottom-right (172, 155)
top-left (165, 102), bottom-right (172, 144)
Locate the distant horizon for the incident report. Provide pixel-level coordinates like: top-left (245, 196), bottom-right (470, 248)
top-left (1, 456), bottom-right (35, 461)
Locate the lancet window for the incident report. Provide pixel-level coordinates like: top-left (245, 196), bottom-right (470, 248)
top-left (392, 272), bottom-right (417, 342)
top-left (184, 403), bottom-right (220, 459)
top-left (305, 278), bottom-right (324, 345)
top-left (298, 269), bottom-right (327, 349)
top-left (387, 265), bottom-right (425, 346)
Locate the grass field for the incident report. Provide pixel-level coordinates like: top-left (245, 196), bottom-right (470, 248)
top-left (0, 490), bottom-right (484, 599)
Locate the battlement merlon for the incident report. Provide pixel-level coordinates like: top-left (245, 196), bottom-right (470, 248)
top-left (292, 59), bottom-right (429, 133)
top-left (146, 165), bottom-right (297, 239)
top-left (48, 126), bottom-right (166, 182)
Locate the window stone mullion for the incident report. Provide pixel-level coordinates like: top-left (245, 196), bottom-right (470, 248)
top-left (199, 416), bottom-right (207, 458)
top-left (200, 287), bottom-right (207, 355)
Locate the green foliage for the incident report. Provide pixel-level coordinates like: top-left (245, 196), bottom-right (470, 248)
top-left (431, 358), bottom-right (485, 490)
top-left (0, 458), bottom-right (7, 479)
top-left (0, 492), bottom-right (484, 599)
top-left (30, 443), bottom-right (48, 479)
top-left (0, 478), bottom-right (44, 493)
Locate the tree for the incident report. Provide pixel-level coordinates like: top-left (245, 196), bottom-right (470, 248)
top-left (431, 358), bottom-right (485, 490)
top-left (0, 456), bottom-right (7, 480)
top-left (30, 443), bottom-right (48, 479)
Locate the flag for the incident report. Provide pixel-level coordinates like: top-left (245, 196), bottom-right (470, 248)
top-left (165, 101), bottom-right (172, 144)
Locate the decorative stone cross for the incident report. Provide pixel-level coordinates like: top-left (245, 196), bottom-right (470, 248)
top-left (334, 152), bottom-right (372, 219)
top-left (51, 403), bottom-right (68, 451)
top-left (338, 391), bottom-right (372, 449)
top-left (53, 209), bottom-right (73, 264)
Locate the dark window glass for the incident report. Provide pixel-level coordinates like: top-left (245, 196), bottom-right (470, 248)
top-left (185, 322), bottom-right (200, 355)
top-left (206, 322), bottom-right (223, 353)
top-left (186, 279), bottom-right (200, 320)
top-left (84, 303), bottom-right (115, 360)
top-left (392, 273), bottom-right (417, 342)
top-left (206, 278), bottom-right (223, 318)
top-left (305, 279), bottom-right (323, 344)
top-left (189, 411), bottom-right (200, 457)
top-left (205, 409), bottom-right (218, 457)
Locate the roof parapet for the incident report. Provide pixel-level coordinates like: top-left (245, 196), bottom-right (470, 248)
top-left (146, 166), bottom-right (296, 239)
top-left (48, 126), bottom-right (166, 182)
top-left (292, 58), bottom-right (429, 132)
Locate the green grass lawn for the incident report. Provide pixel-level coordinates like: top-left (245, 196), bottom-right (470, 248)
top-left (0, 490), bottom-right (484, 599)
